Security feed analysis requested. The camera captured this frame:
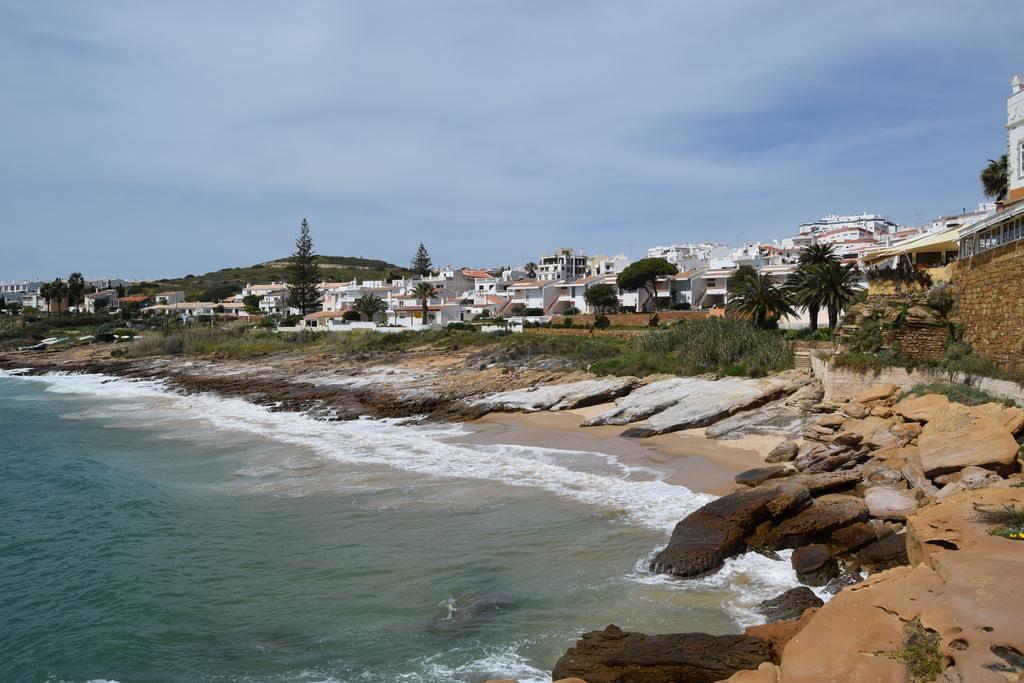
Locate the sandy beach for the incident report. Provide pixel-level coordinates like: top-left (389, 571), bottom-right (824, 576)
top-left (450, 402), bottom-right (786, 496)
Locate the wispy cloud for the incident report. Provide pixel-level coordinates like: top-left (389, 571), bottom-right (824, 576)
top-left (0, 1), bottom-right (1020, 278)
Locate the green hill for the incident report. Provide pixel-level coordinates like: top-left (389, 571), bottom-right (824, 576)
top-left (127, 256), bottom-right (408, 301)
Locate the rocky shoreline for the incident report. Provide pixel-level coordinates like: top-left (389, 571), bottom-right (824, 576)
top-left (5, 346), bottom-right (1024, 682)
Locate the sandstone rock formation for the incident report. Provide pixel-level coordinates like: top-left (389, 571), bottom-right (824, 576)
top-left (791, 544), bottom-right (839, 586)
top-left (917, 403), bottom-right (1021, 476)
top-left (649, 482), bottom-right (810, 578)
top-left (472, 377), bottom-right (639, 412)
top-left (551, 624), bottom-right (773, 683)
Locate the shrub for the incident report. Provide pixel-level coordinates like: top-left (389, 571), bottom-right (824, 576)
top-left (889, 620), bottom-right (942, 682)
top-left (563, 307), bottom-right (580, 315)
top-left (908, 382), bottom-right (1015, 407)
top-left (523, 307), bottom-right (544, 317)
top-left (633, 318), bottom-right (793, 376)
top-left (670, 302), bottom-right (692, 311)
top-left (562, 317), bottom-right (574, 328)
top-left (342, 310), bottom-right (361, 321)
top-left (594, 315), bottom-right (610, 329)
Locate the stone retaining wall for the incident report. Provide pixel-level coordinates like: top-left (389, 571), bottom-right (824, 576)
top-left (956, 239), bottom-right (1024, 374)
top-left (810, 352), bottom-right (1024, 406)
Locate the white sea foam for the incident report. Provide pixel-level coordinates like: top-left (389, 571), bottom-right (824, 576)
top-left (3, 370), bottom-right (713, 529)
top-left (4, 369), bottom-right (826, 628)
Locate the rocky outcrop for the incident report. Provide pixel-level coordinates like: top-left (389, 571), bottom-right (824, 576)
top-left (917, 403), bottom-right (1021, 476)
top-left (621, 376), bottom-right (809, 438)
top-left (582, 374), bottom-right (808, 434)
top-left (755, 587), bottom-right (824, 623)
top-left (649, 482), bottom-right (810, 578)
top-left (727, 487), bottom-right (1024, 683)
top-left (746, 608), bottom-right (819, 665)
top-left (746, 495), bottom-right (868, 551)
top-left (551, 625), bottom-right (773, 683)
top-left (471, 377), bottom-right (639, 412)
top-left (705, 383), bottom-right (824, 440)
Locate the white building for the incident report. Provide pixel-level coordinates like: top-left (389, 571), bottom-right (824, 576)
top-left (929, 203), bottom-right (997, 234)
top-left (536, 248), bottom-right (588, 281)
top-left (797, 213), bottom-right (898, 239)
top-left (503, 280), bottom-right (562, 314)
top-left (154, 291), bottom-right (185, 305)
top-left (1008, 74), bottom-right (1024, 206)
top-left (587, 254), bottom-right (632, 276)
top-left (647, 243), bottom-right (727, 269)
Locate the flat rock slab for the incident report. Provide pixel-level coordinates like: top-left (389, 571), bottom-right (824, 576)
top-left (552, 625), bottom-right (773, 683)
top-left (705, 383), bottom-right (824, 441)
top-left (917, 403), bottom-right (1020, 476)
top-left (582, 377), bottom-right (716, 426)
top-left (619, 376), bottom-right (807, 438)
top-left (735, 466), bottom-right (792, 487)
top-left (473, 377), bottom-right (638, 413)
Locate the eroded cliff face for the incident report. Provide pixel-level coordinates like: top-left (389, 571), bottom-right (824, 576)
top-left (721, 486), bottom-right (1024, 683)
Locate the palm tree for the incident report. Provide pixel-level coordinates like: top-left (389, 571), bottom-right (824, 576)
top-left (727, 269), bottom-right (795, 328)
top-left (411, 282), bottom-right (437, 326)
top-left (789, 243), bottom-right (840, 331)
top-left (524, 262), bottom-right (538, 278)
top-left (38, 281), bottom-right (53, 316)
top-left (807, 261), bottom-right (861, 330)
top-left (51, 278), bottom-right (68, 315)
top-left (353, 293), bottom-right (387, 322)
top-left (67, 272), bottom-right (85, 314)
top-left (981, 154), bottom-right (1008, 202)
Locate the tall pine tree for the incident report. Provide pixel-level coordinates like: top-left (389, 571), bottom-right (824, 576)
top-left (286, 218), bottom-right (323, 315)
top-left (410, 243), bottom-right (433, 277)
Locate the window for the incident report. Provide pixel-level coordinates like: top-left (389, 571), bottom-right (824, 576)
top-left (1019, 141), bottom-right (1024, 179)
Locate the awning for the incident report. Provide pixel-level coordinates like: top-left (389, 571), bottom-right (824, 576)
top-left (863, 226), bottom-right (961, 266)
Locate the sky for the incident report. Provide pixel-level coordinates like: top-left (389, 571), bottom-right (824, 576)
top-left (1, 1), bottom-right (1022, 281)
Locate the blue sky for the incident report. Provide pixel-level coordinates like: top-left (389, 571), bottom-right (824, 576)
top-left (1, 1), bottom-right (1021, 280)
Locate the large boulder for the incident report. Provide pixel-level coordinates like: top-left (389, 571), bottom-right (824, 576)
top-left (863, 486), bottom-right (919, 520)
top-left (755, 586), bottom-right (824, 622)
top-left (828, 522), bottom-right (878, 554)
top-left (916, 403), bottom-right (1020, 477)
top-left (650, 482), bottom-right (810, 578)
top-left (552, 625), bottom-right (774, 683)
top-left (791, 469), bottom-right (863, 495)
top-left (765, 440), bottom-right (799, 463)
top-left (748, 494), bottom-right (868, 550)
top-left (791, 544), bottom-right (839, 586)
top-left (473, 377), bottom-right (639, 412)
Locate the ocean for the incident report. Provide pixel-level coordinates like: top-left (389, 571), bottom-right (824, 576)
top-left (0, 370), bottom-right (805, 682)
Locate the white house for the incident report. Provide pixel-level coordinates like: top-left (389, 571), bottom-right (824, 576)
top-left (654, 269), bottom-right (707, 308)
top-left (154, 291), bottom-right (185, 305)
top-left (501, 279), bottom-right (563, 315)
top-left (551, 274), bottom-right (618, 314)
top-left (83, 289), bottom-right (120, 313)
top-left (695, 268), bottom-right (736, 308)
top-left (587, 254), bottom-right (632, 276)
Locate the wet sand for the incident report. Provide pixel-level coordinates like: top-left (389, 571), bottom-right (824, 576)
top-left (450, 402), bottom-right (787, 496)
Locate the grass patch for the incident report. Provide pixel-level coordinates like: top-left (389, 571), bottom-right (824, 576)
top-left (908, 382), bottom-right (1016, 407)
top-left (889, 620), bottom-right (942, 682)
top-left (629, 318), bottom-right (793, 377)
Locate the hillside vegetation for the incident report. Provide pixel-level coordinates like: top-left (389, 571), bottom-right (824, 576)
top-left (127, 256), bottom-right (407, 301)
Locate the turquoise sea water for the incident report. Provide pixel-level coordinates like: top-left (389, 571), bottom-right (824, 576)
top-left (0, 371), bottom-right (803, 682)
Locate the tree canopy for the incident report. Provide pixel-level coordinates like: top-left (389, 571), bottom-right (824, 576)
top-left (615, 258), bottom-right (677, 310)
top-left (727, 267), bottom-right (795, 328)
top-left (583, 282), bottom-right (618, 315)
top-left (286, 218), bottom-right (323, 316)
top-left (411, 281), bottom-right (437, 324)
top-left (981, 154), bottom-right (1008, 202)
top-left (410, 243), bottom-right (433, 277)
top-left (353, 293), bottom-right (387, 322)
